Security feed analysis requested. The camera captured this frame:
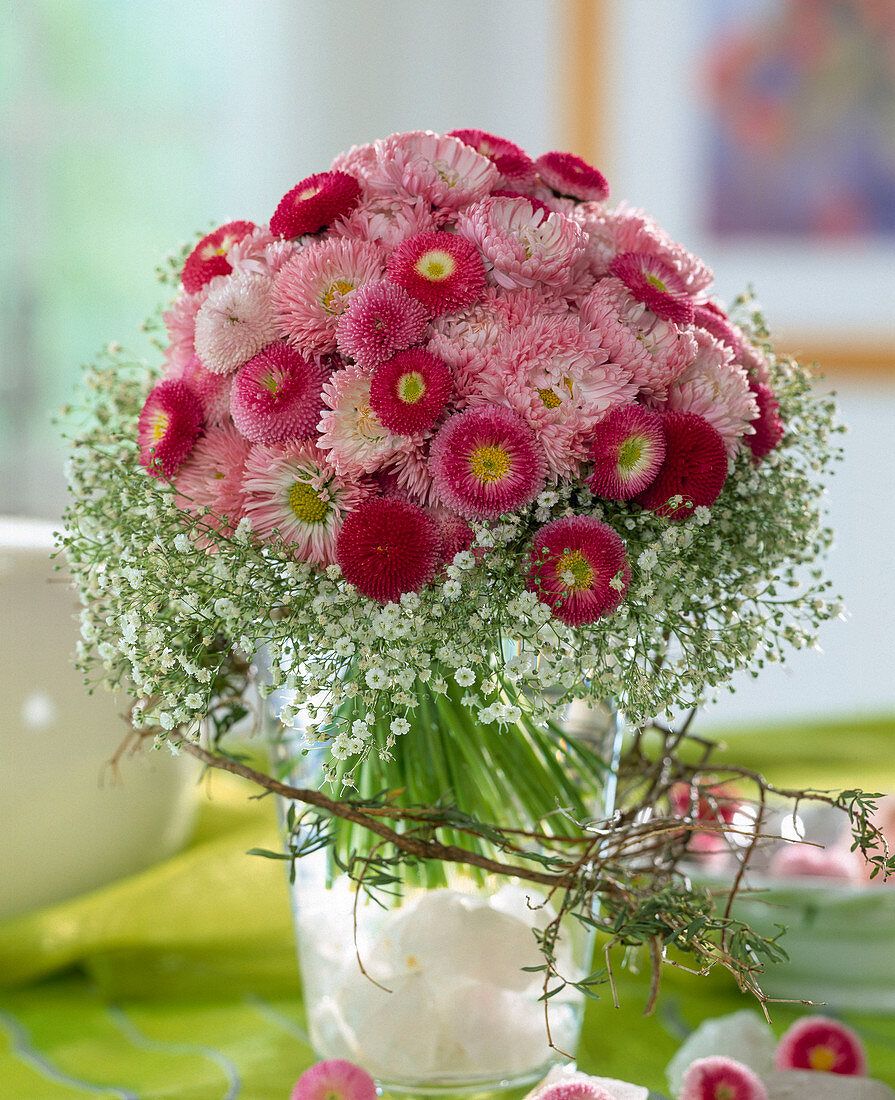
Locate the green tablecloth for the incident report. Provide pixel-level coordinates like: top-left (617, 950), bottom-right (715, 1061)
top-left (1, 716), bottom-right (894, 1098)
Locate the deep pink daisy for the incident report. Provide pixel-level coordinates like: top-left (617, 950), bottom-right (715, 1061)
top-left (535, 151), bottom-right (610, 201)
top-left (693, 303), bottom-right (742, 354)
top-left (447, 129), bottom-right (537, 186)
top-left (536, 1081), bottom-right (615, 1100)
top-left (746, 380), bottom-right (784, 462)
top-left (680, 1056), bottom-right (768, 1100)
top-left (526, 515), bottom-right (630, 625)
top-left (775, 1017), bottom-right (867, 1076)
top-left (335, 496), bottom-right (442, 603)
top-left (635, 411), bottom-right (728, 520)
top-left (335, 279), bottom-right (429, 368)
top-left (386, 231), bottom-right (486, 315)
top-left (429, 405), bottom-right (547, 520)
top-left (230, 341), bottom-right (329, 445)
top-left (271, 171), bottom-right (362, 239)
top-left (432, 507), bottom-right (475, 566)
top-left (609, 251), bottom-right (696, 325)
top-left (587, 405), bottom-right (666, 500)
top-left (137, 380), bottom-right (204, 479)
top-left (181, 221), bottom-right (257, 294)
top-left (291, 1059), bottom-right (377, 1100)
top-left (369, 348), bottom-right (452, 434)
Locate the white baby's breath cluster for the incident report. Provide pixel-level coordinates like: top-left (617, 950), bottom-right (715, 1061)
top-left (61, 304), bottom-right (843, 771)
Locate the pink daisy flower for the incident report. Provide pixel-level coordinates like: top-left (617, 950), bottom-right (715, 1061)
top-left (291, 1059), bottom-right (377, 1100)
top-left (230, 341), bottom-right (330, 445)
top-left (162, 290), bottom-right (206, 375)
top-left (181, 220), bottom-right (257, 295)
top-left (369, 348), bottom-right (453, 434)
top-left (271, 171), bottom-right (362, 239)
top-left (635, 411), bottom-right (728, 520)
top-left (447, 128), bottom-right (537, 187)
top-left (336, 496), bottom-right (442, 603)
top-left (369, 130), bottom-right (499, 207)
top-left (775, 1017), bottom-right (867, 1076)
top-left (317, 364), bottom-right (407, 476)
top-left (330, 141), bottom-right (380, 183)
top-left (680, 1056), bottom-right (768, 1100)
top-left (456, 196), bottom-right (584, 291)
top-left (173, 422), bottom-right (251, 534)
top-left (693, 302), bottom-right (742, 354)
top-left (660, 331), bottom-right (758, 455)
top-left (225, 225), bottom-right (302, 279)
top-left (386, 230), bottom-right (486, 315)
top-left (491, 188), bottom-right (553, 220)
top-left (137, 380), bottom-right (204, 479)
top-left (170, 354), bottom-right (233, 427)
top-left (333, 192), bottom-right (439, 249)
top-left (242, 441), bottom-right (372, 566)
top-left (587, 405), bottom-right (666, 500)
top-left (429, 405), bottom-right (547, 521)
top-left (535, 151), bottom-right (610, 201)
top-left (607, 203), bottom-right (714, 294)
top-left (536, 1082), bottom-right (615, 1100)
top-left (335, 279), bottom-right (429, 368)
top-left (193, 272), bottom-right (279, 375)
top-left (746, 380), bottom-right (784, 462)
top-left (609, 251), bottom-right (695, 325)
top-left (526, 515), bottom-right (630, 626)
top-left (272, 236), bottom-right (387, 354)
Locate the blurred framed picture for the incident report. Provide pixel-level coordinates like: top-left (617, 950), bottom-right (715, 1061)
top-left (567, 0), bottom-right (895, 371)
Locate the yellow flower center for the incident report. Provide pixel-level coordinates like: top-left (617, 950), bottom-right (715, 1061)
top-left (287, 482), bottom-right (330, 525)
top-left (538, 388), bottom-right (562, 409)
top-left (149, 411), bottom-right (170, 444)
top-left (557, 549), bottom-right (594, 590)
top-left (298, 183), bottom-right (322, 201)
top-left (415, 249), bottom-right (455, 283)
top-left (617, 435), bottom-right (645, 473)
top-left (322, 278), bottom-right (356, 314)
top-left (259, 369), bottom-right (283, 398)
top-left (808, 1045), bottom-right (837, 1073)
top-left (645, 272), bottom-right (668, 293)
top-left (468, 445), bottom-right (511, 484)
top-left (397, 372), bottom-right (425, 404)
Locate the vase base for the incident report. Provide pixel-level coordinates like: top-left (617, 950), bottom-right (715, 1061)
top-left (374, 1061), bottom-right (564, 1100)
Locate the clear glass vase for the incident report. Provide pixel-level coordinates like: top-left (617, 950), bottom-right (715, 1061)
top-left (263, 676), bottom-right (622, 1099)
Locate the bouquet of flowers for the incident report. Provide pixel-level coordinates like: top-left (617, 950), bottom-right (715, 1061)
top-left (61, 128), bottom-right (871, 1091)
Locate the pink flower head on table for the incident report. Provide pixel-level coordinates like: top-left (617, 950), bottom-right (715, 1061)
top-left (291, 1059), bottom-right (377, 1100)
top-left (680, 1056), bottom-right (768, 1100)
top-left (775, 1016), bottom-right (867, 1076)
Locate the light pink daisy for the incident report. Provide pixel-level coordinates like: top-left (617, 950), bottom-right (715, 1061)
top-left (368, 130), bottom-right (499, 207)
top-left (272, 236), bottom-right (387, 354)
top-left (579, 278), bottom-right (697, 399)
top-left (173, 422), bottom-right (251, 534)
top-left (329, 141), bottom-right (380, 182)
top-left (175, 354), bottom-right (233, 426)
top-left (607, 203), bottom-right (714, 294)
top-left (535, 1082), bottom-right (615, 1100)
top-left (225, 224), bottom-right (302, 279)
top-left (230, 341), bottom-right (330, 444)
top-left (193, 272), bottom-right (279, 375)
top-left (137, 380), bottom-right (204, 479)
top-left (162, 289), bottom-right (206, 375)
top-left (535, 151), bottom-right (610, 201)
top-left (241, 441), bottom-right (372, 566)
top-left (429, 405), bottom-right (547, 520)
top-left (468, 309), bottom-right (636, 477)
top-left (336, 496), bottom-right (442, 603)
top-left (456, 196), bottom-right (584, 290)
top-left (775, 1017), bottom-right (867, 1076)
top-left (369, 348), bottom-right (452, 434)
top-left (271, 171), bottom-right (362, 239)
top-left (447, 128), bottom-right (537, 187)
top-left (635, 411), bottom-right (728, 520)
top-left (335, 279), bottom-right (429, 368)
top-left (376, 443), bottom-right (440, 507)
top-left (587, 404), bottom-right (666, 500)
top-left (609, 251), bottom-right (695, 325)
top-left (317, 364), bottom-right (408, 476)
top-left (333, 192), bottom-right (439, 249)
top-left (181, 221), bottom-right (257, 294)
top-left (660, 331), bottom-right (758, 455)
top-left (386, 230), bottom-right (486, 315)
top-left (526, 515), bottom-right (630, 626)
top-left (291, 1059), bottom-right (377, 1100)
top-left (680, 1056), bottom-right (768, 1100)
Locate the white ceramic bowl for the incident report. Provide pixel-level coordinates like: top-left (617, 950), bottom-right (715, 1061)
top-left (0, 517), bottom-right (198, 920)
